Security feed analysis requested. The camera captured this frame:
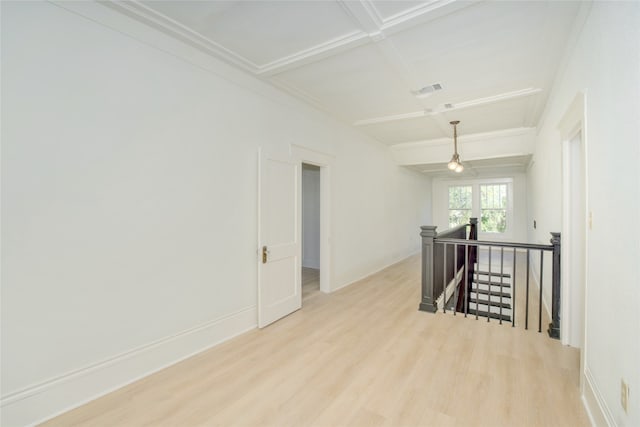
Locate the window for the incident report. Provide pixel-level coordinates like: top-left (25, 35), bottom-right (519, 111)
top-left (448, 185), bottom-right (472, 228)
top-left (446, 180), bottom-right (512, 235)
top-left (480, 183), bottom-right (507, 233)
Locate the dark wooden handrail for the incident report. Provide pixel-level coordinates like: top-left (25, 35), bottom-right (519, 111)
top-left (419, 220), bottom-right (561, 339)
top-left (419, 218), bottom-right (477, 313)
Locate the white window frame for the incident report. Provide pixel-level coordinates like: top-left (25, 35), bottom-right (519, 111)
top-left (444, 178), bottom-right (514, 239)
top-left (447, 184), bottom-right (473, 229)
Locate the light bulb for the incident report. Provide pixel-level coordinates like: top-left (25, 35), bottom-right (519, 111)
top-left (455, 163), bottom-right (464, 173)
top-left (448, 160), bottom-right (458, 170)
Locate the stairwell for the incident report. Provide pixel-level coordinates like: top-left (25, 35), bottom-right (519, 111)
top-left (420, 218), bottom-right (561, 337)
top-left (468, 270), bottom-right (512, 322)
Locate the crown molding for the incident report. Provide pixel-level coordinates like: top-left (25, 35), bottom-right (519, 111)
top-left (104, 0), bottom-right (481, 81)
top-left (102, 1), bottom-right (260, 73)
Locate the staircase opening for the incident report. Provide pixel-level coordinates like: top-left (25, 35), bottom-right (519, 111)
top-left (419, 218), bottom-right (561, 337)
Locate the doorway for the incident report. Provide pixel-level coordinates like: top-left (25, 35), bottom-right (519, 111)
top-left (301, 163), bottom-right (321, 301)
top-left (291, 144), bottom-right (332, 297)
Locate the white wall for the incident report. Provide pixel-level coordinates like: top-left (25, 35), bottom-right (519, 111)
top-left (0, 2), bottom-right (432, 425)
top-left (331, 146), bottom-right (432, 288)
top-left (527, 2), bottom-right (640, 426)
top-left (302, 165), bottom-right (320, 269)
top-left (432, 174), bottom-right (528, 243)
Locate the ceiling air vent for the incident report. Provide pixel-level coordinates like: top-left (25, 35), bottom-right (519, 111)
top-left (444, 103), bottom-right (454, 109)
top-left (411, 83), bottom-right (443, 98)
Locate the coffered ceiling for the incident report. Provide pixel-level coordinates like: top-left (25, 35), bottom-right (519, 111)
top-left (109, 0), bottom-right (581, 148)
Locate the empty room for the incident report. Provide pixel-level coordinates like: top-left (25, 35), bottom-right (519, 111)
top-left (1, 1), bottom-right (639, 426)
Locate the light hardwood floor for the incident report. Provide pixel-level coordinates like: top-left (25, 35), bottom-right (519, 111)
top-left (302, 267), bottom-right (320, 301)
top-left (44, 255), bottom-right (589, 427)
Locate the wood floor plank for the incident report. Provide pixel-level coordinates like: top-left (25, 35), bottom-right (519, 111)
top-left (43, 254), bottom-right (589, 427)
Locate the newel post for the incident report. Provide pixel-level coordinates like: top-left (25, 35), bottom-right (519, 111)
top-left (419, 226), bottom-right (438, 313)
top-left (548, 232), bottom-right (561, 339)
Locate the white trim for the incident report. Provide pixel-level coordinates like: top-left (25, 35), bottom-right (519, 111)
top-left (257, 31), bottom-right (369, 76)
top-left (102, 0), bottom-right (475, 79)
top-left (378, 0), bottom-right (478, 35)
top-left (353, 88), bottom-right (541, 126)
top-left (290, 144), bottom-right (333, 294)
top-left (0, 306), bottom-right (257, 426)
top-left (390, 127), bottom-right (536, 150)
top-left (443, 178), bottom-right (515, 240)
top-left (557, 91), bottom-right (587, 353)
top-left (101, 1), bottom-right (259, 73)
top-left (583, 368), bottom-right (616, 427)
top-left (353, 110), bottom-right (431, 126)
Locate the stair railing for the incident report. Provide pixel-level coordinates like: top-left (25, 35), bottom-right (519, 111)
top-left (419, 219), bottom-right (561, 339)
top-left (419, 218), bottom-right (476, 314)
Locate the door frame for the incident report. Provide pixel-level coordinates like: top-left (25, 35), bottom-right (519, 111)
top-left (291, 144), bottom-right (333, 294)
top-left (557, 91), bottom-right (588, 387)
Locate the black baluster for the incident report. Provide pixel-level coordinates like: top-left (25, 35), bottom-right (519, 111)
top-left (538, 250), bottom-right (544, 333)
top-left (512, 248), bottom-right (517, 328)
top-left (464, 244), bottom-right (469, 318)
top-left (453, 244), bottom-right (458, 316)
top-left (525, 249), bottom-right (530, 330)
top-left (443, 243), bottom-right (447, 314)
top-left (487, 247), bottom-right (492, 323)
top-left (499, 247), bottom-right (504, 325)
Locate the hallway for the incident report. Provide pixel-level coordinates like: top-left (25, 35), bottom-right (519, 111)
top-left (45, 254), bottom-right (588, 426)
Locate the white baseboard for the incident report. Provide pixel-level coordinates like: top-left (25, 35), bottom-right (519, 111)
top-left (583, 367), bottom-right (615, 427)
top-left (302, 258), bottom-right (320, 269)
top-left (0, 306), bottom-right (257, 427)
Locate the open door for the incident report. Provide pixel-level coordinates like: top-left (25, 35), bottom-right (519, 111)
top-left (257, 149), bottom-right (301, 328)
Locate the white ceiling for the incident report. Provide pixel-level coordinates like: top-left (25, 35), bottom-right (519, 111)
top-left (113, 0), bottom-right (581, 148)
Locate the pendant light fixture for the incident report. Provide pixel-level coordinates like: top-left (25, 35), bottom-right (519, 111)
top-left (447, 120), bottom-right (464, 173)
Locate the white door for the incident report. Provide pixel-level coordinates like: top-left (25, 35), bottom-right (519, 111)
top-left (258, 149), bottom-right (301, 328)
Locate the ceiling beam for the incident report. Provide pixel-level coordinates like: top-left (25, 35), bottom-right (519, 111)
top-left (257, 31), bottom-right (370, 76)
top-left (353, 88), bottom-right (543, 126)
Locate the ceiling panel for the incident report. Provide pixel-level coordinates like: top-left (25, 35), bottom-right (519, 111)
top-left (123, 1), bottom-right (581, 151)
top-left (274, 43), bottom-right (423, 121)
top-left (140, 0), bottom-right (362, 66)
top-left (388, 1), bottom-right (579, 107)
top-left (358, 115), bottom-right (445, 145)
